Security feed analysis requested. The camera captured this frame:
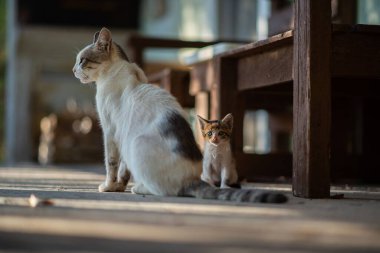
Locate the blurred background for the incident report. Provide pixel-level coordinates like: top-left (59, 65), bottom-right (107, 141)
top-left (0, 0), bottom-right (379, 168)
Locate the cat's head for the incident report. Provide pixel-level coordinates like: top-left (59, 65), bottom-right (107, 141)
top-left (73, 27), bottom-right (129, 84)
top-left (197, 113), bottom-right (233, 146)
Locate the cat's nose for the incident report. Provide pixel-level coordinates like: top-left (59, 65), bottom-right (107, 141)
top-left (72, 67), bottom-right (76, 74)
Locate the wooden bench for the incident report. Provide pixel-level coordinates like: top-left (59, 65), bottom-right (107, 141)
top-left (189, 0), bottom-right (380, 198)
top-left (126, 34), bottom-right (248, 108)
top-left (189, 31), bottom-right (294, 181)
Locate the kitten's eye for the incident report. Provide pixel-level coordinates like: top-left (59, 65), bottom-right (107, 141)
top-left (207, 131), bottom-right (213, 137)
top-left (79, 58), bottom-right (84, 64)
top-left (218, 132), bottom-right (225, 137)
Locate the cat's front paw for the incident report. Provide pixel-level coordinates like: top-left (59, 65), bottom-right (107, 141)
top-left (113, 182), bottom-right (127, 192)
top-left (99, 181), bottom-right (127, 192)
top-left (98, 182), bottom-right (111, 192)
top-left (131, 183), bottom-right (151, 195)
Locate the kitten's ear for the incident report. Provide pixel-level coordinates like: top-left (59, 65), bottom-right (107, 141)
top-left (95, 27), bottom-right (112, 53)
top-left (197, 115), bottom-right (208, 130)
top-left (221, 113), bottom-right (233, 130)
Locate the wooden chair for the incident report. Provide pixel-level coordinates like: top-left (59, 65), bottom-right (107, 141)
top-left (189, 0), bottom-right (380, 198)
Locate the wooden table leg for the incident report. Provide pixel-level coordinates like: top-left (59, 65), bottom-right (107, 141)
top-left (194, 92), bottom-right (209, 150)
top-left (292, 0), bottom-right (331, 198)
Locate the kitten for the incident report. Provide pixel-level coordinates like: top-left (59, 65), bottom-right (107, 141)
top-left (197, 114), bottom-right (239, 188)
top-left (72, 27), bottom-right (287, 203)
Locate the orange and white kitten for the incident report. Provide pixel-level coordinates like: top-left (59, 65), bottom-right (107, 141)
top-left (198, 114), bottom-right (239, 188)
top-left (72, 27), bottom-right (287, 203)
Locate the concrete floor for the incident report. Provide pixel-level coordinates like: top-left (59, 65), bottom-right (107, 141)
top-left (0, 165), bottom-right (379, 253)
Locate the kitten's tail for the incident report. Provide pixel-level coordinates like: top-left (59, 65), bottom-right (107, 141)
top-left (179, 180), bottom-right (287, 203)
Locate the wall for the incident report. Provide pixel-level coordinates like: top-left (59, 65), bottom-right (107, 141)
top-left (5, 22), bottom-right (130, 163)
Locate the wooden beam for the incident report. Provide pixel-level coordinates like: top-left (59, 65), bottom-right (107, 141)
top-left (292, 0), bottom-right (331, 198)
top-left (189, 60), bottom-right (215, 95)
top-left (210, 57), bottom-right (245, 164)
top-left (126, 34), bottom-right (249, 68)
top-left (210, 58), bottom-right (237, 120)
top-left (237, 43), bottom-right (292, 90)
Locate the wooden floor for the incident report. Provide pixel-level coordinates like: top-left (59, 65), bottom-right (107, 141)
top-left (0, 165), bottom-right (379, 253)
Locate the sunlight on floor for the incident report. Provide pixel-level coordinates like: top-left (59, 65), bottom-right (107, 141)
top-left (0, 213), bottom-right (379, 251)
top-left (0, 195), bottom-right (297, 217)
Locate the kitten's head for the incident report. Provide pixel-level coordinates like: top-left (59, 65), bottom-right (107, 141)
top-left (73, 27), bottom-right (129, 84)
top-left (197, 113), bottom-right (233, 146)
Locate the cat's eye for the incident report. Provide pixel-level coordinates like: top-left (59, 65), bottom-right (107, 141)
top-left (218, 132), bottom-right (225, 137)
top-left (207, 131), bottom-right (213, 137)
top-left (79, 57), bottom-right (85, 64)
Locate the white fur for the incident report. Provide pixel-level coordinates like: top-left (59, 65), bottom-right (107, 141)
top-left (202, 140), bottom-right (238, 188)
top-left (73, 29), bottom-right (202, 196)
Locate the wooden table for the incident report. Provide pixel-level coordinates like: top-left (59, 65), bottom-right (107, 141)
top-left (189, 31), bottom-right (294, 183)
top-left (188, 0), bottom-right (380, 198)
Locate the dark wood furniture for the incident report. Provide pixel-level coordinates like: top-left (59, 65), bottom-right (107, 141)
top-left (189, 0), bottom-right (380, 198)
top-left (126, 34), bottom-right (248, 108)
top-left (148, 68), bottom-right (194, 108)
top-left (126, 34), bottom-right (247, 70)
top-left (189, 31), bottom-right (294, 182)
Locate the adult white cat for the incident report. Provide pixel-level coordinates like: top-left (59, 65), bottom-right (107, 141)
top-left (73, 28), bottom-right (287, 203)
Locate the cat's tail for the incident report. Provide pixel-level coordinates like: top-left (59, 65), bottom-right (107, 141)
top-left (179, 180), bottom-right (287, 203)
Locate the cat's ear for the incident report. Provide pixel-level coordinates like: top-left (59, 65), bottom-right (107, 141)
top-left (197, 115), bottom-right (208, 130)
top-left (95, 27), bottom-right (112, 53)
top-left (93, 31), bottom-right (100, 44)
top-left (221, 113), bottom-right (233, 130)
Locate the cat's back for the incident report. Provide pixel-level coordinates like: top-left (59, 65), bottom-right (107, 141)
top-left (114, 82), bottom-right (186, 143)
top-left (126, 83), bottom-right (183, 114)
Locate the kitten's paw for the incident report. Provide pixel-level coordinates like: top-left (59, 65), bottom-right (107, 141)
top-left (201, 175), bottom-right (215, 187)
top-left (221, 182), bottom-right (241, 189)
top-left (213, 180), bottom-right (237, 188)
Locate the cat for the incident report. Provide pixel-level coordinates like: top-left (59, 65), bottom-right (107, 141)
top-left (72, 27), bottom-right (287, 203)
top-left (197, 113), bottom-right (240, 188)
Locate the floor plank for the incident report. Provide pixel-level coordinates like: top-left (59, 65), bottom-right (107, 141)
top-left (0, 165), bottom-right (379, 253)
